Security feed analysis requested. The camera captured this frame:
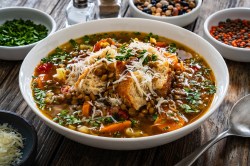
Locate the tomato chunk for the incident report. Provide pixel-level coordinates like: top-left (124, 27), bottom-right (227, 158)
top-left (36, 63), bottom-right (53, 74)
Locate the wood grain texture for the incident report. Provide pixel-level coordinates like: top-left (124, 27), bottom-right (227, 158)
top-left (0, 0), bottom-right (250, 165)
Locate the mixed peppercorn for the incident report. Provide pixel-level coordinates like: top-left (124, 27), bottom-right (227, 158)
top-left (210, 19), bottom-right (250, 48)
top-left (134, 0), bottom-right (197, 17)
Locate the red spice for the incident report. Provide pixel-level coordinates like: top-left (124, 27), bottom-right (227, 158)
top-left (209, 18), bottom-right (250, 49)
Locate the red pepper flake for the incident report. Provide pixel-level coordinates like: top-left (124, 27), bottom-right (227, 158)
top-left (209, 18), bottom-right (250, 49)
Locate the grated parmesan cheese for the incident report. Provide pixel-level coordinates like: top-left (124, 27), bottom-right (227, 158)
top-left (0, 123), bottom-right (24, 166)
top-left (155, 97), bottom-right (169, 114)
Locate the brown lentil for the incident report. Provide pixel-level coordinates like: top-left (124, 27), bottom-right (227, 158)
top-left (149, 107), bottom-right (155, 114)
top-left (121, 104), bottom-right (127, 111)
top-left (84, 96), bottom-right (90, 101)
top-left (90, 93), bottom-right (96, 101)
top-left (101, 74), bottom-right (108, 81)
top-left (142, 109), bottom-right (148, 114)
top-left (128, 107), bottom-right (137, 116)
top-left (108, 72), bottom-right (114, 78)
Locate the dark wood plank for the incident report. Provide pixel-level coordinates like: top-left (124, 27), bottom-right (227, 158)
top-left (50, 0), bottom-right (71, 30)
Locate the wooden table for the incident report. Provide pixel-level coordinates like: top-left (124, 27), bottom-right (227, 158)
top-left (1, 0), bottom-right (250, 165)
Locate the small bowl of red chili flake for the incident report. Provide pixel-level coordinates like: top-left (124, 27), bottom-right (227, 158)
top-left (204, 8), bottom-right (250, 62)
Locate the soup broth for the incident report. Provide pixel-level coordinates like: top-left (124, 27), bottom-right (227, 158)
top-left (31, 31), bottom-right (216, 138)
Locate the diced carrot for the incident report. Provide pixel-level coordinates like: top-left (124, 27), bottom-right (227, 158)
top-left (34, 74), bottom-right (49, 89)
top-left (175, 61), bottom-right (185, 71)
top-left (93, 42), bottom-right (101, 52)
top-left (106, 38), bottom-right (115, 45)
top-left (100, 120), bottom-right (131, 133)
top-left (35, 77), bottom-right (43, 89)
top-left (93, 38), bottom-right (115, 52)
top-left (153, 115), bottom-right (185, 132)
top-left (82, 101), bottom-right (92, 117)
top-left (156, 42), bottom-right (167, 47)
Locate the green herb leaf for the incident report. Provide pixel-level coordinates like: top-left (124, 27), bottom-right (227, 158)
top-left (106, 51), bottom-right (112, 61)
top-left (168, 43), bottom-right (177, 53)
top-left (41, 47), bottom-right (72, 64)
top-left (83, 35), bottom-right (90, 44)
top-left (152, 114), bottom-right (158, 121)
top-left (69, 39), bottom-right (79, 50)
top-left (152, 54), bottom-right (158, 61)
top-left (144, 32), bottom-right (159, 42)
top-left (33, 88), bottom-right (46, 109)
top-left (130, 118), bottom-right (139, 127)
top-left (133, 32), bottom-right (141, 35)
top-left (53, 110), bottom-right (82, 126)
top-left (184, 88), bottom-right (201, 105)
top-left (116, 48), bottom-right (133, 61)
top-left (181, 104), bottom-right (200, 113)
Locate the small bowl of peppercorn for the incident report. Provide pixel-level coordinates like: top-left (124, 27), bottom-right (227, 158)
top-left (204, 8), bottom-right (250, 62)
top-left (0, 7), bottom-right (56, 60)
top-left (129, 0), bottom-right (202, 27)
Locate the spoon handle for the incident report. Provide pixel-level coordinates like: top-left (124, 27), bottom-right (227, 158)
top-left (175, 129), bottom-right (231, 166)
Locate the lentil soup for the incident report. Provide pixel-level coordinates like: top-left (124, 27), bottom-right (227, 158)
top-left (31, 31), bottom-right (216, 138)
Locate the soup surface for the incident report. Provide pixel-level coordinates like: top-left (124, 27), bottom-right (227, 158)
top-left (31, 32), bottom-right (216, 138)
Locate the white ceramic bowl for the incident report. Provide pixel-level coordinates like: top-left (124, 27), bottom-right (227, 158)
top-left (129, 0), bottom-right (202, 27)
top-left (0, 7), bottom-right (56, 60)
top-left (204, 8), bottom-right (250, 62)
top-left (19, 18), bottom-right (229, 150)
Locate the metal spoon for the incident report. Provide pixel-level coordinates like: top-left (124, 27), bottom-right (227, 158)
top-left (175, 94), bottom-right (250, 166)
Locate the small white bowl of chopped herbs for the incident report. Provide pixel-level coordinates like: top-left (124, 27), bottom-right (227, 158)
top-left (0, 7), bottom-right (56, 60)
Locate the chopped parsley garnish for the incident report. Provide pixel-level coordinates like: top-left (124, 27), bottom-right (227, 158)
top-left (184, 88), bottom-right (201, 106)
top-left (202, 81), bottom-right (216, 94)
top-left (113, 131), bottom-right (122, 137)
top-left (53, 110), bottom-right (82, 126)
top-left (84, 117), bottom-right (115, 127)
top-left (163, 126), bottom-right (170, 131)
top-left (144, 32), bottom-right (159, 41)
top-left (83, 35), bottom-right (90, 44)
top-left (0, 19), bottom-right (48, 46)
top-left (130, 118), bottom-right (139, 127)
top-left (152, 54), bottom-right (158, 61)
top-left (106, 51), bottom-right (112, 61)
top-left (69, 39), bottom-right (79, 50)
top-left (33, 88), bottom-right (46, 109)
top-left (181, 104), bottom-right (200, 113)
top-left (204, 68), bottom-right (211, 75)
top-left (143, 56), bottom-right (149, 64)
top-left (207, 84), bottom-right (216, 94)
top-left (119, 44), bottom-right (127, 54)
top-left (133, 32), bottom-right (141, 35)
top-left (41, 47), bottom-right (72, 64)
top-left (138, 49), bottom-right (147, 57)
top-left (116, 48), bottom-right (133, 61)
top-left (168, 43), bottom-right (177, 53)
top-left (152, 114), bottom-right (158, 121)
